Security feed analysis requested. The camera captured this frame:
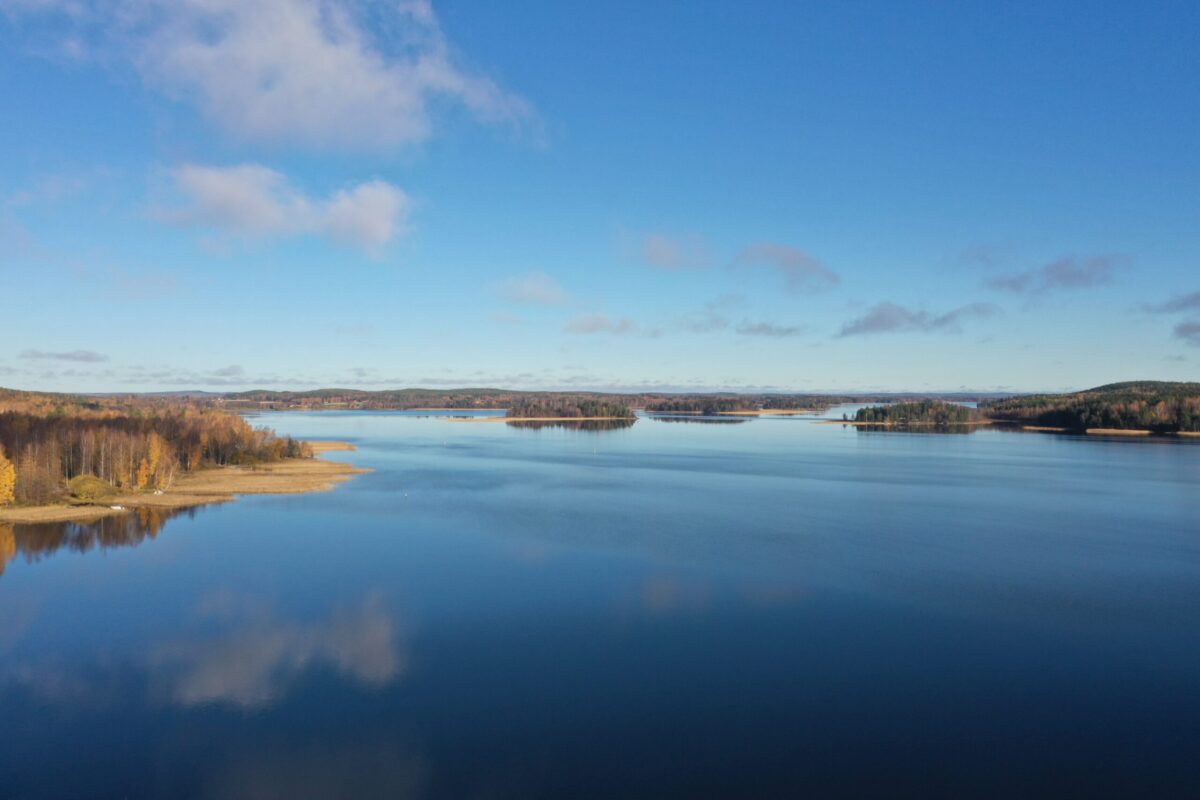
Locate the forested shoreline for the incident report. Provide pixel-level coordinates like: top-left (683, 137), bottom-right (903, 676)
top-left (0, 391), bottom-right (309, 507)
top-left (981, 382), bottom-right (1200, 432)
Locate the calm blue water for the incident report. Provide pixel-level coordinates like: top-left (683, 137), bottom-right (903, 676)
top-left (2, 409), bottom-right (1199, 798)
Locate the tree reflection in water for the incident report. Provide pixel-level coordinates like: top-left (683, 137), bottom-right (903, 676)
top-left (647, 415), bottom-right (749, 424)
top-left (0, 507), bottom-right (193, 577)
top-left (852, 424), bottom-right (978, 435)
top-left (505, 419), bottom-right (637, 432)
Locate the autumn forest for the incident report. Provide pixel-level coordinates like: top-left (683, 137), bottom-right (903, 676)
top-left (0, 390), bottom-right (309, 507)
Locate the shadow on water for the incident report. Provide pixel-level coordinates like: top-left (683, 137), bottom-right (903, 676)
top-left (0, 507), bottom-right (195, 577)
top-left (505, 419), bottom-right (637, 432)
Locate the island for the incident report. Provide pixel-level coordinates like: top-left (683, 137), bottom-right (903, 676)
top-left (849, 401), bottom-right (985, 427)
top-left (0, 388), bottom-right (366, 524)
top-left (645, 395), bottom-right (825, 416)
top-left (505, 396), bottom-right (636, 421)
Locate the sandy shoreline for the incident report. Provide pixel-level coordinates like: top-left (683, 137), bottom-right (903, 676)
top-left (1021, 426), bottom-right (1199, 437)
top-left (0, 441), bottom-right (368, 524)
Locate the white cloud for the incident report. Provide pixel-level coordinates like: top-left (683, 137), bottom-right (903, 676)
top-left (499, 271), bottom-right (571, 306)
top-left (165, 163), bottom-right (410, 252)
top-left (6, 0), bottom-right (533, 150)
top-left (322, 180), bottom-right (410, 249)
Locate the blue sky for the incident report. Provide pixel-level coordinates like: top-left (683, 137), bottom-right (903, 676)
top-left (1, 0), bottom-right (1197, 393)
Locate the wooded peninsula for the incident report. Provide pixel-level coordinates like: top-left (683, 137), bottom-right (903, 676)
top-left (847, 382), bottom-right (1200, 433)
top-left (979, 382), bottom-right (1200, 433)
top-left (0, 388), bottom-right (363, 522)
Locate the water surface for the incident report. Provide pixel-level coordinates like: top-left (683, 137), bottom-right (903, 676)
top-left (2, 409), bottom-right (1199, 798)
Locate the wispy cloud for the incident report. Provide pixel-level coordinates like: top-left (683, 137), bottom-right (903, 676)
top-left (1139, 290), bottom-right (1200, 347)
top-left (490, 311), bottom-right (523, 325)
top-left (119, 364), bottom-right (319, 387)
top-left (164, 164), bottom-right (410, 253)
top-left (734, 243), bottom-right (839, 293)
top-left (640, 232), bottom-right (713, 271)
top-left (6, 169), bottom-right (103, 208)
top-left (838, 302), bottom-right (998, 337)
top-left (986, 255), bottom-right (1121, 294)
top-left (564, 313), bottom-right (637, 335)
top-left (677, 294), bottom-right (743, 333)
top-left (735, 320), bottom-right (805, 338)
top-left (498, 271), bottom-right (571, 306)
top-left (8, 0), bottom-right (534, 150)
top-left (1144, 290), bottom-right (1200, 314)
top-left (953, 243), bottom-right (1011, 270)
top-left (19, 349), bottom-right (109, 363)
top-left (1175, 321), bottom-right (1200, 347)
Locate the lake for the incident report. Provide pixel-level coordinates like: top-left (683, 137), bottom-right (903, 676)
top-left (2, 408), bottom-right (1199, 798)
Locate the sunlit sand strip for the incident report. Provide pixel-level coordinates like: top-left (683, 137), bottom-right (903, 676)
top-left (1085, 428), bottom-right (1153, 436)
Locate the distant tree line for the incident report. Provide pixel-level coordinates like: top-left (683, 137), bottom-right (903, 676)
top-left (203, 387), bottom-right (1011, 415)
top-left (854, 401), bottom-right (980, 425)
top-left (0, 396), bottom-right (309, 506)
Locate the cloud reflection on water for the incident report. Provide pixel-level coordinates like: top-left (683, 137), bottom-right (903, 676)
top-left (153, 591), bottom-right (405, 709)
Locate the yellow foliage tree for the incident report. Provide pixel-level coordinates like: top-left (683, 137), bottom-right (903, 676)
top-left (147, 433), bottom-right (163, 476)
top-left (0, 445), bottom-right (15, 506)
top-left (136, 458), bottom-right (151, 491)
